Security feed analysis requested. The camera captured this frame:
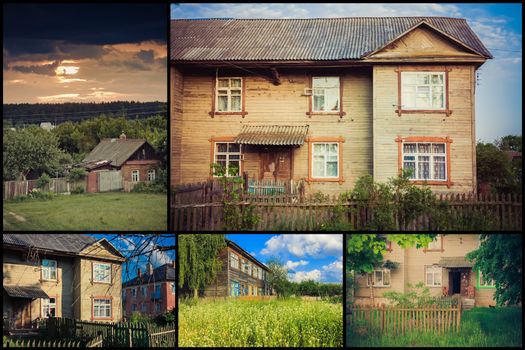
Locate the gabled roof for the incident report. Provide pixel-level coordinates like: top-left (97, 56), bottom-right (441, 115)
top-left (123, 263), bottom-right (176, 287)
top-left (3, 233), bottom-right (97, 254)
top-left (226, 239), bottom-right (270, 272)
top-left (171, 17), bottom-right (492, 62)
top-left (82, 138), bottom-right (150, 167)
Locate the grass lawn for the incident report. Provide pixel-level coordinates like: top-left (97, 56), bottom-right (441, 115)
top-left (179, 298), bottom-right (342, 347)
top-left (3, 192), bottom-right (167, 230)
top-left (347, 307), bottom-right (522, 347)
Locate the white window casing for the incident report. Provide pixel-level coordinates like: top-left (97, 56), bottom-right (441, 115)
top-left (401, 72), bottom-right (446, 110)
top-left (216, 77), bottom-right (242, 112)
top-left (312, 142), bottom-right (339, 178)
top-left (214, 142), bottom-right (242, 177)
top-left (312, 77), bottom-right (340, 112)
top-left (402, 142), bottom-right (447, 181)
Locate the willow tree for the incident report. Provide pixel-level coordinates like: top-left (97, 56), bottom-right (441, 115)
top-left (178, 234), bottom-right (227, 298)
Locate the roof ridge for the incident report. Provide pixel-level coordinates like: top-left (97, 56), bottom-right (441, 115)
top-left (171, 16), bottom-right (466, 21)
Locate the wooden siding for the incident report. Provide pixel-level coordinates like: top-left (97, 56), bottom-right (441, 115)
top-left (171, 67), bottom-right (184, 185)
top-left (372, 65), bottom-right (476, 193)
top-left (78, 241), bottom-right (125, 262)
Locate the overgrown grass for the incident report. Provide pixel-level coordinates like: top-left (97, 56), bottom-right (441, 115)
top-left (3, 192), bottom-right (167, 230)
top-left (347, 307), bottom-right (522, 347)
top-left (179, 298), bottom-right (342, 347)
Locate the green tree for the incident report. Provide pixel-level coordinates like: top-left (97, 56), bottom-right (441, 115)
top-left (266, 257), bottom-right (290, 297)
top-left (178, 234), bottom-right (227, 298)
top-left (495, 135), bottom-right (522, 152)
top-left (477, 142), bottom-right (520, 193)
top-left (466, 234), bottom-right (522, 306)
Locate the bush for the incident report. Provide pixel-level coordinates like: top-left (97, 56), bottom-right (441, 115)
top-left (71, 186), bottom-right (85, 194)
top-left (153, 309), bottom-right (176, 325)
top-left (28, 189), bottom-right (55, 201)
top-left (68, 167), bottom-right (87, 182)
top-left (129, 311), bottom-right (151, 324)
top-left (131, 177), bottom-right (167, 193)
top-left (36, 173), bottom-right (51, 189)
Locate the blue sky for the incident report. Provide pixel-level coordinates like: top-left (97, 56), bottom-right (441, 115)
top-left (226, 234), bottom-right (343, 283)
top-left (171, 3), bottom-right (522, 143)
top-left (87, 234), bottom-right (175, 282)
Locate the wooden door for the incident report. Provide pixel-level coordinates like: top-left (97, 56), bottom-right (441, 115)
top-left (259, 149), bottom-right (291, 181)
top-left (12, 299), bottom-right (31, 329)
top-left (460, 270), bottom-right (470, 297)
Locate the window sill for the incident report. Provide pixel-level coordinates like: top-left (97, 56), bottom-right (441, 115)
top-left (93, 281), bottom-right (112, 285)
top-left (425, 285), bottom-right (443, 288)
top-left (209, 111), bottom-right (248, 117)
top-left (396, 109), bottom-right (452, 117)
top-left (367, 285), bottom-right (391, 288)
top-left (306, 177), bottom-right (344, 184)
top-left (306, 111), bottom-right (346, 118)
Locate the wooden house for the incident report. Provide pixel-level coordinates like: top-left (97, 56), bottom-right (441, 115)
top-left (122, 262), bottom-right (176, 318)
top-left (78, 133), bottom-right (160, 192)
top-left (171, 17), bottom-right (492, 195)
top-left (352, 234), bottom-right (496, 308)
top-left (3, 234), bottom-right (126, 329)
top-left (203, 239), bottom-right (273, 297)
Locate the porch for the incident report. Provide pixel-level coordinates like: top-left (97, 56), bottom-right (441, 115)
top-left (438, 257), bottom-right (476, 310)
top-left (3, 285), bottom-right (49, 332)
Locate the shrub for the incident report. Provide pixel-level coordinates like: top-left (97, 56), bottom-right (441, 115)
top-left (71, 186), bottom-right (85, 194)
top-left (68, 167), bottom-right (87, 182)
top-left (28, 188), bottom-right (55, 201)
top-left (36, 173), bottom-right (51, 189)
top-left (129, 311), bottom-right (151, 324)
top-left (131, 179), bottom-right (167, 193)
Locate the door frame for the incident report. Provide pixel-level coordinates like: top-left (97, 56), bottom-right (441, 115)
top-left (257, 147), bottom-right (294, 181)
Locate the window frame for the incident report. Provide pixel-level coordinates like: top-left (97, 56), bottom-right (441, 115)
top-left (131, 170), bottom-right (140, 182)
top-left (366, 269), bottom-right (391, 288)
top-left (41, 297), bottom-right (57, 318)
top-left (306, 137), bottom-right (345, 183)
top-left (41, 259), bottom-right (58, 281)
top-left (395, 136), bottom-right (453, 187)
top-left (425, 265), bottom-right (443, 287)
top-left (147, 169), bottom-right (155, 181)
top-left (395, 67), bottom-right (452, 117)
top-left (211, 139), bottom-right (242, 178)
top-left (307, 76), bottom-right (346, 118)
top-left (424, 235), bottom-right (444, 252)
top-left (92, 262), bottom-right (112, 284)
top-left (230, 252), bottom-right (239, 270)
top-left (477, 270), bottom-right (496, 289)
top-left (141, 286), bottom-right (147, 296)
top-left (401, 142), bottom-right (448, 182)
top-left (92, 297), bottom-right (112, 320)
top-left (210, 77), bottom-right (247, 117)
top-left (401, 72), bottom-right (446, 110)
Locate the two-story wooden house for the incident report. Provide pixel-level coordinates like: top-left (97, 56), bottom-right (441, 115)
top-left (203, 239), bottom-right (273, 297)
top-left (171, 17), bottom-right (492, 195)
top-left (122, 262), bottom-right (176, 318)
top-left (352, 234), bottom-right (496, 308)
top-left (3, 234), bottom-right (126, 329)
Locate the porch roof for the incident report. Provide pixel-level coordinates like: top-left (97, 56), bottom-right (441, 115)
top-left (438, 257), bottom-right (474, 268)
top-left (234, 125), bottom-right (309, 146)
top-left (4, 285), bottom-right (50, 299)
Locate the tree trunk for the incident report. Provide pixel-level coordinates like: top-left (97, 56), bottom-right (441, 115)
top-left (193, 288), bottom-right (198, 299)
top-left (370, 275), bottom-right (375, 305)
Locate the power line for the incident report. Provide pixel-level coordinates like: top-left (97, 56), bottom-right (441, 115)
top-left (3, 104), bottom-right (167, 118)
top-left (488, 48), bottom-right (522, 53)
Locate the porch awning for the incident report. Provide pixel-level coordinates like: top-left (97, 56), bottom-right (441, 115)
top-left (437, 257), bottom-right (474, 268)
top-left (234, 125), bottom-right (309, 146)
top-left (4, 285), bottom-right (50, 299)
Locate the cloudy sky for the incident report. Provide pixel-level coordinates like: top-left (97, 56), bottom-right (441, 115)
top-left (227, 234), bottom-right (343, 283)
top-left (171, 3), bottom-right (522, 143)
top-left (3, 4), bottom-right (167, 103)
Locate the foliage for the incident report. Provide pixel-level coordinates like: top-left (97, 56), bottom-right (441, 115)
top-left (178, 234), bottom-right (227, 298)
top-left (131, 179), bottom-right (167, 193)
top-left (153, 309), bottom-right (176, 325)
top-left (27, 189), bottom-right (55, 201)
top-left (477, 141), bottom-right (521, 194)
top-left (129, 311), bottom-right (152, 324)
top-left (495, 135), bottom-right (522, 152)
top-left (265, 257), bottom-right (290, 297)
top-left (71, 186), bottom-right (85, 194)
top-left (68, 167), bottom-right (87, 182)
top-left (179, 298), bottom-right (342, 347)
top-left (36, 173), bottom-right (51, 189)
top-left (466, 234), bottom-right (522, 306)
top-left (382, 282), bottom-right (458, 308)
top-left (3, 126), bottom-right (71, 180)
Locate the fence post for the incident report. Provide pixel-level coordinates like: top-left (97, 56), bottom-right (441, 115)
top-left (381, 304), bottom-right (385, 332)
top-left (128, 327), bottom-right (133, 347)
top-left (456, 302), bottom-right (461, 331)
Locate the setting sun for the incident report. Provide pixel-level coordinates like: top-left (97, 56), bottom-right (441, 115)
top-left (55, 65), bottom-right (79, 75)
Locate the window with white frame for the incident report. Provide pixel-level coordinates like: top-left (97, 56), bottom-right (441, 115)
top-left (402, 142), bottom-right (447, 181)
top-left (401, 72), bottom-right (446, 109)
top-left (230, 252), bottom-right (239, 269)
top-left (312, 77), bottom-right (340, 112)
top-left (132, 170), bottom-right (140, 182)
top-left (479, 271), bottom-right (495, 287)
top-left (367, 269), bottom-right (391, 287)
top-left (425, 266), bottom-right (442, 286)
top-left (42, 259), bottom-right (57, 281)
top-left (312, 143), bottom-right (339, 178)
top-left (426, 235), bottom-right (442, 250)
top-left (42, 297), bottom-right (56, 317)
top-left (93, 262), bottom-right (111, 283)
top-left (214, 142), bottom-right (241, 177)
top-left (147, 169), bottom-right (155, 181)
top-left (216, 77), bottom-right (242, 112)
top-left (93, 298), bottom-right (111, 318)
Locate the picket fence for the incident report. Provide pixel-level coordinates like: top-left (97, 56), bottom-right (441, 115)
top-left (46, 317), bottom-right (175, 348)
top-left (348, 303), bottom-right (462, 335)
top-left (170, 192), bottom-right (522, 231)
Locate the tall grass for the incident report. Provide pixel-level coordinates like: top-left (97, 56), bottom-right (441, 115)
top-left (347, 307), bottom-right (522, 347)
top-left (179, 298), bottom-right (342, 347)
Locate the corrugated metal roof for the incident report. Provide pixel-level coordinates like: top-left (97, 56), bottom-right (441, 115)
top-left (3, 234), bottom-right (97, 254)
top-left (171, 17), bottom-right (492, 61)
top-left (226, 239), bottom-right (270, 271)
top-left (82, 138), bottom-right (147, 167)
top-left (4, 285), bottom-right (50, 299)
top-left (123, 263), bottom-right (176, 287)
top-left (438, 257), bottom-right (474, 268)
top-left (235, 125), bottom-right (309, 145)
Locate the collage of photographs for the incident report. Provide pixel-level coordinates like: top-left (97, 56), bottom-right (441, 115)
top-left (2, 2), bottom-right (522, 349)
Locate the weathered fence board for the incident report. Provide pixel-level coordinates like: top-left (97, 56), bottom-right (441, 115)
top-left (3, 178), bottom-right (70, 200)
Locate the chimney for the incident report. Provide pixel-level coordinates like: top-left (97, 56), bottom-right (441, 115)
top-left (147, 263), bottom-right (153, 275)
top-left (137, 268), bottom-right (141, 278)
top-left (119, 131), bottom-right (126, 140)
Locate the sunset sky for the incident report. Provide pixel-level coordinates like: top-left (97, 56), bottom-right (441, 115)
top-left (171, 3), bottom-right (522, 143)
top-left (3, 4), bottom-right (167, 103)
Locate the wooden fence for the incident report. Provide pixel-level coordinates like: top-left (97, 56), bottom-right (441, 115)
top-left (170, 192), bottom-right (522, 231)
top-left (347, 303), bottom-right (462, 335)
top-left (46, 317), bottom-right (175, 347)
top-left (2, 338), bottom-right (82, 347)
top-left (3, 178), bottom-right (69, 200)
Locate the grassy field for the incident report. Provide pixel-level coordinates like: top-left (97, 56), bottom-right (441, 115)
top-left (3, 192), bottom-right (167, 230)
top-left (179, 298), bottom-right (342, 347)
top-left (347, 307), bottom-right (522, 347)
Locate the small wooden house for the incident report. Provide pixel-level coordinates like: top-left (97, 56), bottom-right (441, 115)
top-left (203, 239), bottom-right (273, 297)
top-left (352, 234), bottom-right (496, 308)
top-left (171, 17), bottom-right (492, 195)
top-left (3, 234), bottom-right (126, 328)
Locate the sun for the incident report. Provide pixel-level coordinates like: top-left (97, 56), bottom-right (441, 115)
top-left (55, 66), bottom-right (80, 76)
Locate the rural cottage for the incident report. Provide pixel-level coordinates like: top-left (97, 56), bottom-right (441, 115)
top-left (171, 17), bottom-right (492, 196)
top-left (3, 234), bottom-right (126, 329)
top-left (78, 133), bottom-right (160, 192)
top-left (353, 234), bottom-right (496, 308)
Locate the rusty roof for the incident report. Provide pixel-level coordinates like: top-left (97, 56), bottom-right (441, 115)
top-left (171, 17), bottom-right (492, 61)
top-left (437, 257), bottom-right (474, 268)
top-left (235, 125), bottom-right (309, 146)
top-left (4, 285), bottom-right (50, 299)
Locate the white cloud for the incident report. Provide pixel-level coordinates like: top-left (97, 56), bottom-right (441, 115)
top-left (321, 257), bottom-right (343, 282)
top-left (261, 234), bottom-right (342, 258)
top-left (250, 251), bottom-right (257, 257)
top-left (289, 269), bottom-right (321, 282)
top-left (284, 260), bottom-right (309, 271)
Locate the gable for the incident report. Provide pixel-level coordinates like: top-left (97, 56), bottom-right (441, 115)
top-left (367, 25), bottom-right (483, 59)
top-left (78, 239), bottom-right (125, 263)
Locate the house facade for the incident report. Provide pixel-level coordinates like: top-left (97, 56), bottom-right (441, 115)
top-left (78, 133), bottom-right (160, 192)
top-left (203, 239), bottom-right (273, 297)
top-left (3, 234), bottom-right (126, 328)
top-left (353, 234), bottom-right (496, 307)
top-left (122, 262), bottom-right (176, 318)
top-left (171, 17), bottom-right (492, 195)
